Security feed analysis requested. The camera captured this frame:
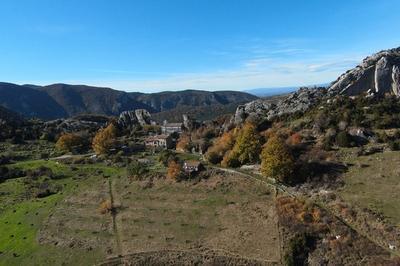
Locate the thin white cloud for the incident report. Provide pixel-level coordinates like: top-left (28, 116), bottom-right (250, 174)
top-left (62, 54), bottom-right (362, 92)
top-left (23, 52), bottom-right (364, 93)
top-left (14, 37), bottom-right (367, 93)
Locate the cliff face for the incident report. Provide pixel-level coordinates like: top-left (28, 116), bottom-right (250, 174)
top-left (329, 47), bottom-right (400, 97)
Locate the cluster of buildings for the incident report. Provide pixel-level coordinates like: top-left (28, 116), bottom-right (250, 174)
top-left (143, 117), bottom-right (204, 174)
top-left (144, 120), bottom-right (183, 149)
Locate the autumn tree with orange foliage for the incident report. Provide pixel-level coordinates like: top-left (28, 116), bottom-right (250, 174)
top-left (286, 132), bottom-right (302, 146)
top-left (92, 123), bottom-right (118, 155)
top-left (166, 160), bottom-right (183, 181)
top-left (205, 130), bottom-right (236, 164)
top-left (176, 134), bottom-right (192, 152)
top-left (55, 133), bottom-right (88, 153)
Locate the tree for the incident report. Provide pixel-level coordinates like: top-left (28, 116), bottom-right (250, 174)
top-left (92, 123), bottom-right (118, 155)
top-left (55, 133), bottom-right (87, 153)
top-left (230, 123), bottom-right (262, 165)
top-left (166, 160), bottom-right (183, 181)
top-left (205, 130), bottom-right (236, 164)
top-left (261, 135), bottom-right (295, 183)
top-left (176, 134), bottom-right (192, 152)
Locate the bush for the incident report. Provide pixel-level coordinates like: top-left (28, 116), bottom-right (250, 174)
top-left (335, 131), bottom-right (351, 147)
top-left (376, 131), bottom-right (389, 143)
top-left (221, 151), bottom-right (241, 168)
top-left (286, 132), bottom-right (302, 146)
top-left (158, 150), bottom-right (178, 166)
top-left (35, 182), bottom-right (61, 198)
top-left (205, 150), bottom-right (221, 164)
top-left (56, 133), bottom-right (88, 153)
top-left (166, 161), bottom-right (183, 181)
top-left (261, 135), bottom-right (295, 183)
top-left (99, 200), bottom-right (113, 214)
top-left (176, 134), bottom-right (192, 152)
top-left (388, 140), bottom-right (400, 151)
top-left (284, 233), bottom-right (315, 266)
top-left (126, 161), bottom-right (148, 180)
top-left (92, 123), bottom-right (118, 155)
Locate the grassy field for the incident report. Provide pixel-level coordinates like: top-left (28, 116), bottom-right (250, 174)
top-left (0, 159), bottom-right (125, 266)
top-left (338, 148), bottom-right (400, 226)
top-left (0, 149), bottom-right (281, 265)
top-left (113, 171), bottom-right (280, 262)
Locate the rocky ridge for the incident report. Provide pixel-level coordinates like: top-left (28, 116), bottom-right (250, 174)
top-left (43, 115), bottom-right (110, 135)
top-left (233, 87), bottom-right (326, 125)
top-left (233, 47), bottom-right (400, 126)
top-left (329, 47), bottom-right (400, 97)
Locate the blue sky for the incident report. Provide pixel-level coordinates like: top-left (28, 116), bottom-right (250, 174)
top-left (0, 0), bottom-right (399, 92)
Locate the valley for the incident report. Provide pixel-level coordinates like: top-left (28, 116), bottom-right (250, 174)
top-left (1, 42), bottom-right (400, 266)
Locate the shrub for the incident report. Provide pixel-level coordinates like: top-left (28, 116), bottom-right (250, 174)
top-left (142, 125), bottom-right (161, 134)
top-left (376, 131), bottom-right (389, 143)
top-left (166, 161), bottom-right (183, 181)
top-left (221, 151), bottom-right (240, 168)
top-left (55, 133), bottom-right (87, 153)
top-left (158, 150), bottom-right (178, 166)
top-left (204, 150), bottom-right (221, 164)
top-left (286, 132), bottom-right (302, 146)
top-left (388, 140), bottom-right (400, 151)
top-left (261, 135), bottom-right (295, 183)
top-left (99, 200), bottom-right (113, 214)
top-left (335, 131), bottom-right (351, 147)
top-left (176, 134), bottom-right (192, 152)
top-left (126, 161), bottom-right (148, 180)
top-left (284, 233), bottom-right (315, 266)
top-left (92, 123), bottom-right (118, 155)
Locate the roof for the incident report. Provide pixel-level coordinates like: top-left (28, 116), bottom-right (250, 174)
top-left (184, 160), bottom-right (202, 167)
top-left (145, 134), bottom-right (170, 141)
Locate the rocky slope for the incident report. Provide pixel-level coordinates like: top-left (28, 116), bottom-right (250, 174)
top-left (233, 47), bottom-right (400, 126)
top-left (329, 47), bottom-right (400, 96)
top-left (42, 114), bottom-right (110, 135)
top-left (233, 87), bottom-right (326, 125)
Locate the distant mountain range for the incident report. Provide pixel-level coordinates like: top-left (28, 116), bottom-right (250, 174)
top-left (0, 82), bottom-right (257, 120)
top-left (246, 84), bottom-right (330, 97)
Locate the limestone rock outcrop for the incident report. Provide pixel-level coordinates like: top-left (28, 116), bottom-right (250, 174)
top-left (329, 47), bottom-right (400, 97)
top-left (117, 109), bottom-right (152, 129)
top-left (233, 88), bottom-right (325, 125)
top-left (392, 65), bottom-right (400, 97)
